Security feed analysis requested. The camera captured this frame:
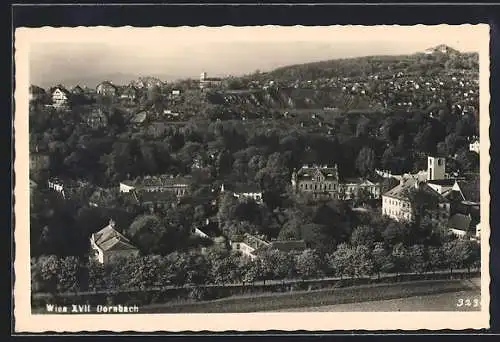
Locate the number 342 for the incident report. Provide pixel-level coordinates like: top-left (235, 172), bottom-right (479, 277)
top-left (457, 298), bottom-right (480, 308)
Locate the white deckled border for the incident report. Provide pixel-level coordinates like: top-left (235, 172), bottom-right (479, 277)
top-left (13, 24), bottom-right (491, 332)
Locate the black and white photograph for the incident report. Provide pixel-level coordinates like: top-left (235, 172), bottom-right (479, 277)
top-left (14, 24), bottom-right (490, 331)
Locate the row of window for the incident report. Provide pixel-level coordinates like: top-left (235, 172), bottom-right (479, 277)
top-left (300, 182), bottom-right (337, 191)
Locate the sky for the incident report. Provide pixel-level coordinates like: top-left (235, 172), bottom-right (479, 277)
top-left (25, 25), bottom-right (486, 88)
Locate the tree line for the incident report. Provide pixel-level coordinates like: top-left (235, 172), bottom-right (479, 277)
top-left (31, 236), bottom-right (479, 295)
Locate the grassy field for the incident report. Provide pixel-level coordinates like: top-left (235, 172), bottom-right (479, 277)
top-left (134, 278), bottom-right (480, 313)
top-left (272, 290), bottom-right (481, 312)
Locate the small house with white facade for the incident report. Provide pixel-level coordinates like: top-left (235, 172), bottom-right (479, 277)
top-left (90, 219), bottom-right (139, 265)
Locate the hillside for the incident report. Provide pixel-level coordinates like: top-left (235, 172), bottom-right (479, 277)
top-left (250, 45), bottom-right (478, 83)
top-left (201, 45), bottom-right (479, 115)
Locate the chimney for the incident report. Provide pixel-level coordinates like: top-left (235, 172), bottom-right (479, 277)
top-left (109, 219), bottom-right (116, 228)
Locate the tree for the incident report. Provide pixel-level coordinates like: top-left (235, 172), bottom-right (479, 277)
top-left (356, 146), bottom-right (376, 177)
top-left (128, 214), bottom-right (166, 254)
top-left (408, 244), bottom-right (427, 274)
top-left (295, 249), bottom-right (322, 280)
top-left (208, 250), bottom-right (237, 285)
top-left (372, 242), bottom-right (392, 279)
top-left (352, 245), bottom-right (375, 277)
top-left (186, 253), bottom-right (211, 285)
top-left (217, 193), bottom-right (239, 225)
top-left (126, 255), bottom-right (162, 290)
top-left (350, 225), bottom-right (376, 249)
top-left (87, 259), bottom-right (106, 291)
top-left (391, 243), bottom-right (410, 275)
top-left (382, 221), bottom-right (409, 246)
top-left (241, 258), bottom-right (261, 285)
top-left (427, 246), bottom-right (445, 273)
top-left (331, 243), bottom-right (355, 279)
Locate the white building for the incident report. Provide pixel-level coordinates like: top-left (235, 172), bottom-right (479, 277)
top-left (51, 87), bottom-right (70, 108)
top-left (381, 156), bottom-right (451, 223)
top-left (469, 140), bottom-right (480, 154)
top-left (90, 219), bottom-right (139, 265)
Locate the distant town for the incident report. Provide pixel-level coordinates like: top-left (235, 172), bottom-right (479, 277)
top-left (29, 44), bottom-right (481, 312)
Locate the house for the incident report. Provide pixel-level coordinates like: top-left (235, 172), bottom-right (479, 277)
top-left (172, 89), bottom-right (181, 96)
top-left (96, 81), bottom-right (118, 97)
top-left (475, 222), bottom-right (482, 240)
top-left (119, 174), bottom-right (192, 198)
top-left (469, 140), bottom-right (480, 154)
top-left (220, 183), bottom-right (263, 203)
top-left (29, 85), bottom-right (46, 102)
top-left (291, 164), bottom-right (381, 201)
top-left (291, 164), bottom-right (340, 200)
top-left (71, 85), bottom-right (85, 95)
top-left (230, 233), bottom-right (270, 260)
top-left (48, 177), bottom-right (64, 194)
top-left (48, 177), bottom-right (90, 200)
top-left (120, 86), bottom-right (138, 101)
top-left (199, 72), bottom-right (223, 90)
top-left (51, 86), bottom-right (71, 108)
top-left (448, 213), bottom-right (472, 239)
top-left (340, 177), bottom-right (381, 200)
top-left (130, 110), bottom-right (148, 125)
top-left (90, 219), bottom-right (139, 265)
top-left (382, 178), bottom-right (451, 223)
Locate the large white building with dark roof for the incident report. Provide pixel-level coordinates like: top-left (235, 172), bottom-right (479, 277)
top-left (381, 156), bottom-right (470, 223)
top-left (291, 164), bottom-right (381, 200)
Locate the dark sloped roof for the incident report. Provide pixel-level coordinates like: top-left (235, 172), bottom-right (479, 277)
top-left (427, 179), bottom-right (457, 186)
top-left (384, 179), bottom-right (450, 203)
top-left (296, 165), bottom-right (338, 181)
top-left (93, 224), bottom-right (138, 252)
top-left (448, 213), bottom-right (472, 232)
top-left (225, 183), bottom-right (261, 194)
top-left (444, 189), bottom-right (465, 202)
top-left (97, 81), bottom-right (117, 89)
top-left (138, 191), bottom-right (177, 204)
top-left (457, 178), bottom-right (480, 203)
top-left (270, 240), bottom-right (307, 252)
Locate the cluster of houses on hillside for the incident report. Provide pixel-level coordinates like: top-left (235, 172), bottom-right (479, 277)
top-left (41, 147), bottom-right (481, 266)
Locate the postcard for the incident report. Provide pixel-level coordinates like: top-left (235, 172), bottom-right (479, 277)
top-left (14, 24), bottom-right (490, 332)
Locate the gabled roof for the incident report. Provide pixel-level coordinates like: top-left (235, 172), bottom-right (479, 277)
top-left (96, 81), bottom-right (117, 90)
top-left (52, 86), bottom-right (71, 96)
top-left (296, 165), bottom-right (338, 181)
top-left (448, 213), bottom-right (472, 232)
top-left (383, 178), bottom-right (417, 201)
top-left (93, 223), bottom-right (138, 252)
top-left (71, 85), bottom-right (84, 94)
top-left (383, 178), bottom-right (450, 203)
top-left (457, 178), bottom-right (480, 203)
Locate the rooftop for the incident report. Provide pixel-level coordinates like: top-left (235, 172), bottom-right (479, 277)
top-left (93, 221), bottom-right (138, 252)
top-left (448, 213), bottom-right (472, 232)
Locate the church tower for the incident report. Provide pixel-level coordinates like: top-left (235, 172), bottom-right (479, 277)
top-left (427, 156), bottom-right (446, 181)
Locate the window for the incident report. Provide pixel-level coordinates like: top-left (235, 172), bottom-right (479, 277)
top-left (438, 159), bottom-right (443, 166)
